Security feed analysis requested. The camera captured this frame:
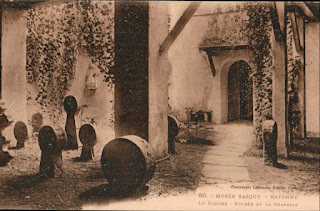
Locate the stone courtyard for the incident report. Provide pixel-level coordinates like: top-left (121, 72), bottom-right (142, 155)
top-left (0, 1), bottom-right (319, 210)
top-left (1, 121), bottom-right (318, 210)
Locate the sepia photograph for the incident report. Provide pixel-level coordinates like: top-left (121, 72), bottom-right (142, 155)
top-left (0, 1), bottom-right (319, 210)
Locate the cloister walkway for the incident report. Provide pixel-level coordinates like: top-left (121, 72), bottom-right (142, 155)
top-left (199, 120), bottom-right (255, 185)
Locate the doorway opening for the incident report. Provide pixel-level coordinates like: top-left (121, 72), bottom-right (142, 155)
top-left (228, 60), bottom-right (253, 122)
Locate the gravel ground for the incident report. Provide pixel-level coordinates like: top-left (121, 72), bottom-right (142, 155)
top-left (0, 124), bottom-right (318, 210)
top-left (244, 137), bottom-right (320, 195)
top-left (0, 134), bottom-right (210, 210)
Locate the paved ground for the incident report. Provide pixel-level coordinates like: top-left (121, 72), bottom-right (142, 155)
top-left (199, 121), bottom-right (255, 185)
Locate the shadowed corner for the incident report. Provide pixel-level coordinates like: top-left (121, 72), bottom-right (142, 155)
top-left (274, 162), bottom-right (287, 169)
top-left (3, 173), bottom-right (46, 191)
top-left (185, 138), bottom-right (216, 146)
top-left (78, 183), bottom-right (149, 203)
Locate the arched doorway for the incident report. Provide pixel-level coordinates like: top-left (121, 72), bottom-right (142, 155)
top-left (228, 60), bottom-right (253, 122)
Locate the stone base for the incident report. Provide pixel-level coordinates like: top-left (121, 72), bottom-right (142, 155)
top-left (39, 151), bottom-right (63, 178)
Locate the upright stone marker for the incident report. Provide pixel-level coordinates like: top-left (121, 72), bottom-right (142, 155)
top-left (38, 126), bottom-right (67, 178)
top-left (63, 95), bottom-right (78, 150)
top-left (168, 115), bottom-right (180, 154)
top-left (0, 102), bottom-right (13, 166)
top-left (79, 124), bottom-right (97, 161)
top-left (31, 113), bottom-right (43, 134)
top-left (14, 121), bottom-right (28, 148)
top-left (262, 120), bottom-right (278, 166)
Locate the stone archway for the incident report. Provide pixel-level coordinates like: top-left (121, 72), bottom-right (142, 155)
top-left (227, 60), bottom-right (253, 122)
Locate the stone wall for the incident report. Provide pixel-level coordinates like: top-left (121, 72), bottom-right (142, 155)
top-left (26, 48), bottom-right (115, 144)
top-left (1, 8), bottom-right (28, 142)
top-left (305, 22), bottom-right (320, 137)
top-left (168, 5), bottom-right (251, 123)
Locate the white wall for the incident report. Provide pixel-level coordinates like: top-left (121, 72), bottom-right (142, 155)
top-left (305, 22), bottom-right (320, 137)
top-left (1, 9), bottom-right (28, 143)
top-left (168, 7), bottom-right (251, 123)
top-left (26, 48), bottom-right (115, 148)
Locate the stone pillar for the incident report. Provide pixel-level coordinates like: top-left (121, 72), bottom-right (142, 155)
top-left (148, 2), bottom-right (170, 159)
top-left (114, 2), bottom-right (170, 159)
top-left (114, 2), bottom-right (149, 141)
top-left (271, 24), bottom-right (288, 157)
top-left (1, 8), bottom-right (28, 142)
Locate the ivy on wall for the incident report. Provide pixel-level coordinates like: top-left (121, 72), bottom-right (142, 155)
top-left (200, 7), bottom-right (248, 47)
top-left (243, 2), bottom-right (273, 143)
top-left (286, 15), bottom-right (301, 138)
top-left (26, 1), bottom-right (114, 124)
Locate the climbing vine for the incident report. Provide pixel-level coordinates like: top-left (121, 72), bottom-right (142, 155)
top-left (26, 1), bottom-right (114, 123)
top-left (286, 15), bottom-right (301, 138)
top-left (200, 5), bottom-right (248, 47)
top-left (243, 2), bottom-right (273, 143)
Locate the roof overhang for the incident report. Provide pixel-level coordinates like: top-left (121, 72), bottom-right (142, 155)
top-left (0, 0), bottom-right (65, 9)
top-left (199, 44), bottom-right (250, 52)
top-left (287, 2), bottom-right (320, 22)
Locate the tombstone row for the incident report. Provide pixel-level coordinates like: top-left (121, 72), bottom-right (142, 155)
top-left (1, 96), bottom-right (181, 192)
top-left (38, 123), bottom-right (97, 178)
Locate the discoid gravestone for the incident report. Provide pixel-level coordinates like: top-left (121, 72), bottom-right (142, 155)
top-left (63, 95), bottom-right (78, 150)
top-left (0, 102), bottom-right (13, 166)
top-left (38, 126), bottom-right (67, 178)
top-left (101, 135), bottom-right (156, 192)
top-left (31, 113), bottom-right (43, 134)
top-left (168, 115), bottom-right (180, 154)
top-left (14, 121), bottom-right (28, 149)
top-left (262, 120), bottom-right (278, 166)
top-left (78, 124), bottom-right (97, 161)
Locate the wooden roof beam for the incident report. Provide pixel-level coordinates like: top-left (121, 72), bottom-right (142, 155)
top-left (159, 2), bottom-right (202, 56)
top-left (290, 2), bottom-right (319, 22)
top-left (288, 11), bottom-right (302, 51)
top-left (269, 2), bottom-right (285, 42)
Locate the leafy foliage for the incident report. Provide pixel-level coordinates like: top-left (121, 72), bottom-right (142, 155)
top-left (200, 7), bottom-right (248, 47)
top-left (243, 2), bottom-right (273, 143)
top-left (26, 1), bottom-right (114, 123)
top-left (286, 15), bottom-right (302, 138)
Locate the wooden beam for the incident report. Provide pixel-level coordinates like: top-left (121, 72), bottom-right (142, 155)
top-left (269, 2), bottom-right (284, 42)
top-left (288, 11), bottom-right (302, 51)
top-left (205, 51), bottom-right (216, 76)
top-left (159, 2), bottom-right (201, 56)
top-left (292, 2), bottom-right (318, 21)
top-left (296, 13), bottom-right (305, 49)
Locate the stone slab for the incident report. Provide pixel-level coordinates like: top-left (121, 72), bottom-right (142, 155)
top-left (207, 145), bottom-right (249, 153)
top-left (201, 164), bottom-right (251, 181)
top-left (205, 150), bottom-right (244, 157)
top-left (202, 154), bottom-right (248, 167)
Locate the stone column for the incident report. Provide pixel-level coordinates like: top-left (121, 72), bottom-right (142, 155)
top-left (271, 13), bottom-right (288, 157)
top-left (148, 1), bottom-right (170, 159)
top-left (114, 2), bottom-right (170, 160)
top-left (114, 2), bottom-right (149, 141)
top-left (1, 8), bottom-right (28, 142)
